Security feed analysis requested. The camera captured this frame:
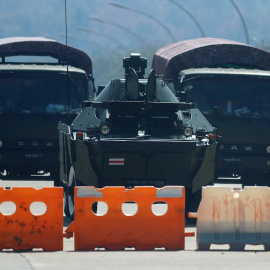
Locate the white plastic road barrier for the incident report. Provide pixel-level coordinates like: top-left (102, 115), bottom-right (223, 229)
top-left (190, 186), bottom-right (270, 250)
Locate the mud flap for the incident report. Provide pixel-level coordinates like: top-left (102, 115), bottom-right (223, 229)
top-left (192, 142), bottom-right (217, 193)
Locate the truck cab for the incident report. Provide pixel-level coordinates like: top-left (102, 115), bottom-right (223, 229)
top-left (179, 67), bottom-right (270, 185)
top-left (152, 37), bottom-right (270, 186)
top-left (0, 37), bottom-right (94, 184)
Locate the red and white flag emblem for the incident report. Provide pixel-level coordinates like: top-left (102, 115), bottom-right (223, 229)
top-left (109, 158), bottom-right (125, 166)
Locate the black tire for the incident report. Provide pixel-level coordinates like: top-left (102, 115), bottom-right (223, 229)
top-left (63, 166), bottom-right (76, 220)
top-left (63, 185), bottom-right (70, 217)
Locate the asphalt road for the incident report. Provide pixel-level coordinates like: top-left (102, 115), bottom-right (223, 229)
top-left (0, 179), bottom-right (269, 270)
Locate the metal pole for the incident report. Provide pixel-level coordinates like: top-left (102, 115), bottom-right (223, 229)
top-left (64, 0), bottom-right (71, 122)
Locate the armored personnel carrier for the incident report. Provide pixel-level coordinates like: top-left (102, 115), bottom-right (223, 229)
top-left (59, 53), bottom-right (218, 219)
top-left (152, 38), bottom-right (270, 186)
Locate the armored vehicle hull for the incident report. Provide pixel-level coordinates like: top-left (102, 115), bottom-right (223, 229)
top-left (59, 54), bottom-right (218, 219)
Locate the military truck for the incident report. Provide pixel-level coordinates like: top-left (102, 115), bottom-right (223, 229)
top-left (0, 37), bottom-right (94, 184)
top-left (152, 38), bottom-right (270, 186)
top-left (59, 53), bottom-right (218, 219)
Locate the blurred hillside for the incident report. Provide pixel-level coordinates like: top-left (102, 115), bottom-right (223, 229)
top-left (1, 0), bottom-right (270, 87)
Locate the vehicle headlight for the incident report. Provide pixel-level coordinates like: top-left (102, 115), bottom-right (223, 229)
top-left (267, 146), bottom-right (270, 154)
top-left (183, 127), bottom-right (192, 137)
top-left (0, 140), bottom-right (2, 147)
top-left (101, 125), bottom-right (110, 135)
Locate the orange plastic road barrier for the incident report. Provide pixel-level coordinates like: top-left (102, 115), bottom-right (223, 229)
top-left (66, 186), bottom-right (192, 250)
top-left (0, 187), bottom-right (65, 251)
top-left (189, 186), bottom-right (270, 250)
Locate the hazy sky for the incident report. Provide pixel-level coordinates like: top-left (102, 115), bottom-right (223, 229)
top-left (0, 0), bottom-right (269, 50)
top-left (1, 0), bottom-right (269, 85)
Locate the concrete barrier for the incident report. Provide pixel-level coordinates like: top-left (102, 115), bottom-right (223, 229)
top-left (66, 186), bottom-right (193, 250)
top-left (0, 187), bottom-right (64, 251)
top-left (190, 186), bottom-right (270, 250)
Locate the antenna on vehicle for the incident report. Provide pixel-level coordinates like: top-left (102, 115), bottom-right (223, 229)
top-left (65, 0), bottom-right (71, 123)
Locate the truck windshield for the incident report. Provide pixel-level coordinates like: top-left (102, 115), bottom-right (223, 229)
top-left (182, 75), bottom-right (270, 119)
top-left (0, 71), bottom-right (88, 114)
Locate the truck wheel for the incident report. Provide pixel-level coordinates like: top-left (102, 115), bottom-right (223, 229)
top-left (63, 186), bottom-right (70, 218)
top-left (64, 166), bottom-right (76, 220)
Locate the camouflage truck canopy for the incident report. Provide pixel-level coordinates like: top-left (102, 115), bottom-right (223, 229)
top-left (152, 37), bottom-right (270, 81)
top-left (0, 37), bottom-right (92, 77)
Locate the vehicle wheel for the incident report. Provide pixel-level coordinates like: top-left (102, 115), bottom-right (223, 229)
top-left (63, 185), bottom-right (70, 217)
top-left (64, 166), bottom-right (76, 220)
